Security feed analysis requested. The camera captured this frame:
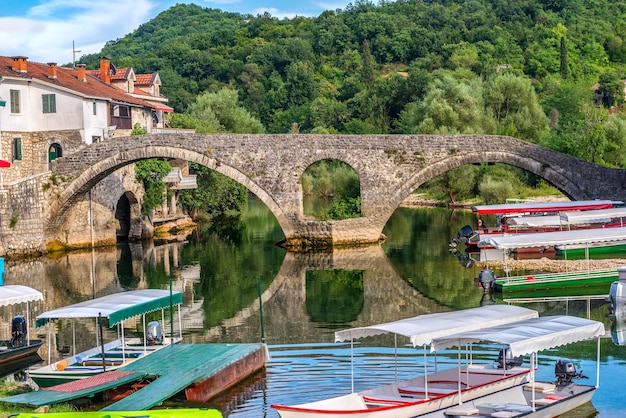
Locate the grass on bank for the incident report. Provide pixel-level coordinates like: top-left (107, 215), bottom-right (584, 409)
top-left (0, 381), bottom-right (76, 417)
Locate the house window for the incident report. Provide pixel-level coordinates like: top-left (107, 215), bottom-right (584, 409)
top-left (93, 102), bottom-right (97, 115)
top-left (12, 138), bottom-right (22, 161)
top-left (112, 104), bottom-right (130, 118)
top-left (42, 94), bottom-right (56, 113)
top-left (10, 90), bottom-right (20, 114)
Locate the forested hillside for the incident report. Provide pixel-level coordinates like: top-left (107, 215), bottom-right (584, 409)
top-left (80, 1), bottom-right (626, 169)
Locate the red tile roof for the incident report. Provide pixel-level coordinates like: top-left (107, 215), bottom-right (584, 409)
top-left (135, 73), bottom-right (156, 85)
top-left (0, 56), bottom-right (149, 107)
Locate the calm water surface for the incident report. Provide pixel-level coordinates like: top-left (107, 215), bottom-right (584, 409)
top-left (1, 197), bottom-right (624, 417)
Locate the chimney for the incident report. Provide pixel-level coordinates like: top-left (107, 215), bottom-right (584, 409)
top-left (47, 62), bottom-right (58, 79)
top-left (77, 64), bottom-right (87, 82)
top-left (99, 57), bottom-right (111, 84)
top-left (11, 56), bottom-right (28, 73)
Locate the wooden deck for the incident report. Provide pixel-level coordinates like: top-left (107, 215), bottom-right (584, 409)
top-left (1, 344), bottom-right (267, 410)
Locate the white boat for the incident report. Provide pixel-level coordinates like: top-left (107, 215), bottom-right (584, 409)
top-left (271, 305), bottom-right (539, 418)
top-left (451, 200), bottom-right (621, 250)
top-left (0, 285), bottom-right (44, 369)
top-left (29, 289), bottom-right (183, 388)
top-left (272, 308), bottom-right (605, 418)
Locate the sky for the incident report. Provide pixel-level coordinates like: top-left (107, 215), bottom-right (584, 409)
top-left (0, 0), bottom-right (349, 64)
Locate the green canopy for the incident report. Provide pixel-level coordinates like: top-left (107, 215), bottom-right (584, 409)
top-left (36, 289), bottom-right (182, 328)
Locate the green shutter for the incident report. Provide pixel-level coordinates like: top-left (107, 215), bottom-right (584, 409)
top-left (13, 138), bottom-right (22, 161)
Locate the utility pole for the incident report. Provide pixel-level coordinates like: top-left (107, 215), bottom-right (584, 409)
top-left (72, 41), bottom-right (82, 68)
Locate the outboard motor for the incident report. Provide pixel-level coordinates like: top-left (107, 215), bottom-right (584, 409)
top-left (11, 315), bottom-right (27, 347)
top-left (450, 225), bottom-right (474, 247)
top-left (478, 269), bottom-right (496, 293)
top-left (555, 358), bottom-right (587, 386)
top-left (146, 321), bottom-right (163, 345)
top-left (496, 348), bottom-right (523, 370)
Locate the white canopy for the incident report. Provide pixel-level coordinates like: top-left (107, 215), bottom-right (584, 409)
top-left (507, 215), bottom-right (561, 228)
top-left (334, 305), bottom-right (538, 347)
top-left (560, 207), bottom-right (626, 224)
top-left (431, 315), bottom-right (605, 357)
top-left (36, 289), bottom-right (182, 327)
top-left (0, 285), bottom-right (44, 307)
top-left (478, 226), bottom-right (626, 249)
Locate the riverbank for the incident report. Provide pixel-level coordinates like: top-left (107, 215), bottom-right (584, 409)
top-left (476, 257), bottom-right (626, 272)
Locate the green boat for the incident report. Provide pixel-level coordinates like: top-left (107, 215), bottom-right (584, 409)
top-left (8, 408), bottom-right (222, 418)
top-left (494, 268), bottom-right (618, 295)
top-left (477, 227), bottom-right (626, 296)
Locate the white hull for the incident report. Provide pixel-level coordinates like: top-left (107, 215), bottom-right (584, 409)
top-left (274, 365), bottom-right (531, 418)
top-left (275, 378), bottom-right (595, 418)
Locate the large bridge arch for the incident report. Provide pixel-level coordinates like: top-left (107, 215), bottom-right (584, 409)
top-left (46, 146), bottom-right (292, 238)
top-left (46, 134), bottom-right (626, 250)
top-left (393, 150), bottom-right (585, 207)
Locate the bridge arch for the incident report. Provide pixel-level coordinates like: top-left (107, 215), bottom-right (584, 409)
top-left (46, 146), bottom-right (291, 237)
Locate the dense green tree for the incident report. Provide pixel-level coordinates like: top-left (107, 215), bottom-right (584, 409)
top-left (483, 73), bottom-right (550, 141)
top-left (397, 73), bottom-right (490, 134)
top-left (189, 88), bottom-right (265, 133)
top-left (179, 163), bottom-right (248, 220)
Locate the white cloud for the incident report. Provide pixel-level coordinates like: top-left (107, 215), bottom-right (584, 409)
top-left (1, 0), bottom-right (156, 63)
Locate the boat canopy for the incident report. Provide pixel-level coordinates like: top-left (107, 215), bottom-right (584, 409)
top-left (0, 285), bottom-right (44, 307)
top-left (472, 200), bottom-right (618, 215)
top-left (478, 226), bottom-right (626, 250)
top-left (334, 305), bottom-right (538, 347)
top-left (431, 315), bottom-right (605, 357)
top-left (560, 207), bottom-right (626, 224)
top-left (506, 215), bottom-right (561, 228)
top-left (36, 289), bottom-right (182, 328)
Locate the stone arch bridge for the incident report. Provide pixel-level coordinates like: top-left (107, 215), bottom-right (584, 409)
top-left (48, 133), bottom-right (626, 249)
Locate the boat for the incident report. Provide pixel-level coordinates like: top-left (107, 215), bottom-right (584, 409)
top-left (6, 408), bottom-right (223, 418)
top-left (271, 305), bottom-right (540, 418)
top-left (451, 199), bottom-right (622, 251)
top-left (29, 289), bottom-right (183, 388)
top-left (476, 227), bottom-right (626, 295)
top-left (0, 285), bottom-right (45, 370)
top-left (272, 309), bottom-right (605, 418)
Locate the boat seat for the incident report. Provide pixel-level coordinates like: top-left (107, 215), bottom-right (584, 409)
top-left (491, 412), bottom-right (518, 418)
top-left (523, 382), bottom-right (555, 393)
top-left (533, 394), bottom-right (567, 406)
top-left (399, 386), bottom-right (453, 395)
top-left (444, 404), bottom-right (480, 417)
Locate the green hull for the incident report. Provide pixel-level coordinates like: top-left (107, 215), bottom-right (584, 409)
top-left (555, 244), bottom-right (626, 259)
top-left (8, 408), bottom-right (222, 418)
top-left (495, 269), bottom-right (619, 296)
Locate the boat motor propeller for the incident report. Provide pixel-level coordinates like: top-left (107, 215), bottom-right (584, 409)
top-left (478, 269), bottom-right (496, 293)
top-left (146, 321), bottom-right (163, 345)
top-left (10, 315), bottom-right (27, 348)
top-left (555, 358), bottom-right (587, 386)
top-left (496, 348), bottom-right (523, 370)
top-left (450, 225), bottom-right (474, 247)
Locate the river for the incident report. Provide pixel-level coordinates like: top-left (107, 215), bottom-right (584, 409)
top-left (0, 196), bottom-right (624, 417)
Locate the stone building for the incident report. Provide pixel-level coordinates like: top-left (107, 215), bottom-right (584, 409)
top-left (0, 55), bottom-right (193, 252)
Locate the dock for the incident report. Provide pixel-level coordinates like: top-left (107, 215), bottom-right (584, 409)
top-left (1, 344), bottom-right (267, 410)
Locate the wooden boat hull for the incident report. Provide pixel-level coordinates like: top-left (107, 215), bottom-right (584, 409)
top-left (30, 338), bottom-right (178, 388)
top-left (0, 339), bottom-right (42, 366)
top-left (185, 342), bottom-right (267, 401)
top-left (7, 408), bottom-right (223, 418)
